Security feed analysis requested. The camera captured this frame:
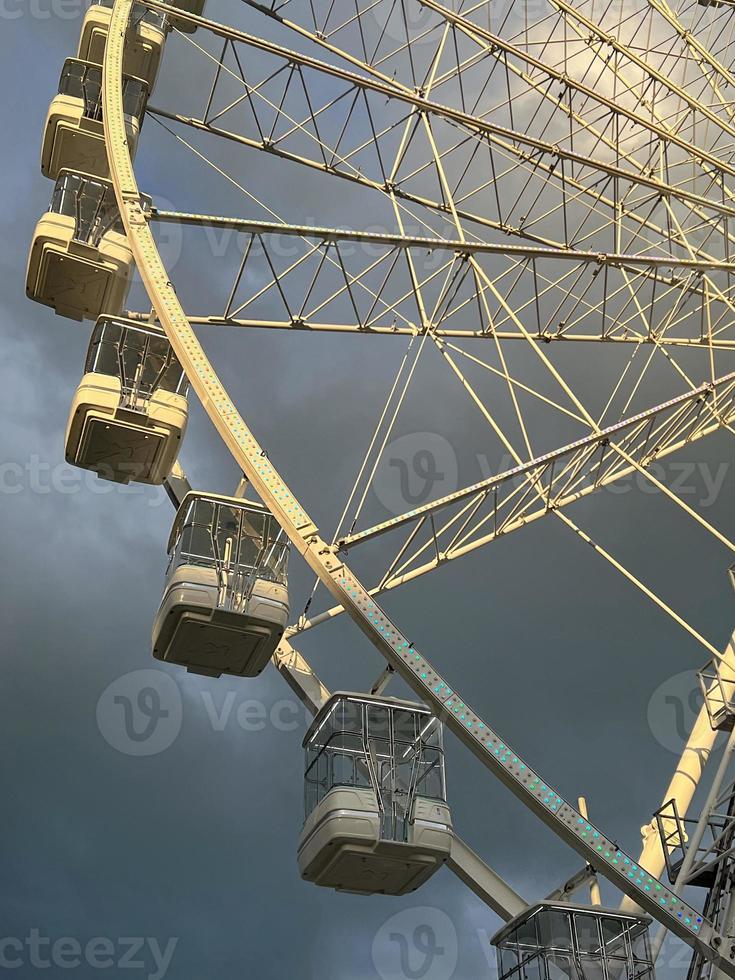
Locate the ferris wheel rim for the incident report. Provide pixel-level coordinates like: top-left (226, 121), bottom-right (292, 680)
top-left (100, 1), bottom-right (735, 965)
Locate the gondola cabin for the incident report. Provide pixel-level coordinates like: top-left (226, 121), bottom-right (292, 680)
top-left (298, 693), bottom-right (453, 895)
top-left (78, 0), bottom-right (168, 90)
top-left (41, 59), bottom-right (148, 181)
top-left (153, 494), bottom-right (290, 678)
top-left (492, 903), bottom-right (655, 980)
top-left (65, 317), bottom-right (188, 484)
top-left (26, 170), bottom-right (136, 322)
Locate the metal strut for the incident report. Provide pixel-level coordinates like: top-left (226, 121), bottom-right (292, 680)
top-left (163, 466), bottom-right (528, 921)
top-left (102, 2), bottom-right (735, 972)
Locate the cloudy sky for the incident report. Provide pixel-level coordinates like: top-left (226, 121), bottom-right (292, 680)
top-left (3, 2), bottom-right (735, 979)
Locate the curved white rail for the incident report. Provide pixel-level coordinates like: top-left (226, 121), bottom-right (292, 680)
top-left (101, 2), bottom-right (735, 966)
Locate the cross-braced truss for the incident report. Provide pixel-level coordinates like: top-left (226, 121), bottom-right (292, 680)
top-left (138, 0), bottom-right (735, 605)
top-left (110, 0), bottom-right (735, 969)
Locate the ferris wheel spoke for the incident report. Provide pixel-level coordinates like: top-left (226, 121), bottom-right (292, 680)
top-left (433, 0), bottom-right (732, 145)
top-left (516, 0), bottom-right (735, 147)
top-left (642, 0), bottom-right (735, 120)
top-left (291, 370), bottom-right (735, 646)
top-left (151, 209), bottom-right (735, 269)
top-left (147, 111), bottom-right (457, 329)
top-left (150, 67), bottom-right (729, 342)
top-left (282, 5), bottom-right (735, 223)
top-left (333, 370), bottom-right (735, 554)
top-left (149, 100), bottom-right (735, 273)
top-left (148, 211), bottom-right (735, 355)
top-left (146, 8), bottom-right (735, 265)
top-left (657, 0), bottom-right (735, 71)
top-left (409, 0), bottom-right (735, 185)
top-left (294, 0), bottom-right (727, 650)
top-left (414, 98), bottom-right (653, 471)
top-left (234, 0), bottom-right (735, 184)
top-left (153, 310), bottom-right (735, 347)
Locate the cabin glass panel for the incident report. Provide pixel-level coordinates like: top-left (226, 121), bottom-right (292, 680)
top-left (304, 697), bottom-right (447, 826)
top-left (58, 59), bottom-right (148, 121)
top-left (51, 172), bottom-right (124, 245)
top-left (85, 318), bottom-right (188, 398)
top-left (495, 907), bottom-right (654, 980)
top-left (170, 497), bottom-right (289, 587)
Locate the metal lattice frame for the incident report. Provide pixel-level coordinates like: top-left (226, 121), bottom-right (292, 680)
top-left (102, 0), bottom-right (735, 971)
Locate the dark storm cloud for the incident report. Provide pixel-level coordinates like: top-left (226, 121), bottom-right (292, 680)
top-left (2, 4), bottom-right (735, 980)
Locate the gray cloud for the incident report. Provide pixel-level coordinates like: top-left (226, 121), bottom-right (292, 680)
top-left (2, 3), bottom-right (735, 979)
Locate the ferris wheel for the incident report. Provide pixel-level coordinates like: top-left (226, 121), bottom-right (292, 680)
top-left (25, 0), bottom-right (735, 974)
